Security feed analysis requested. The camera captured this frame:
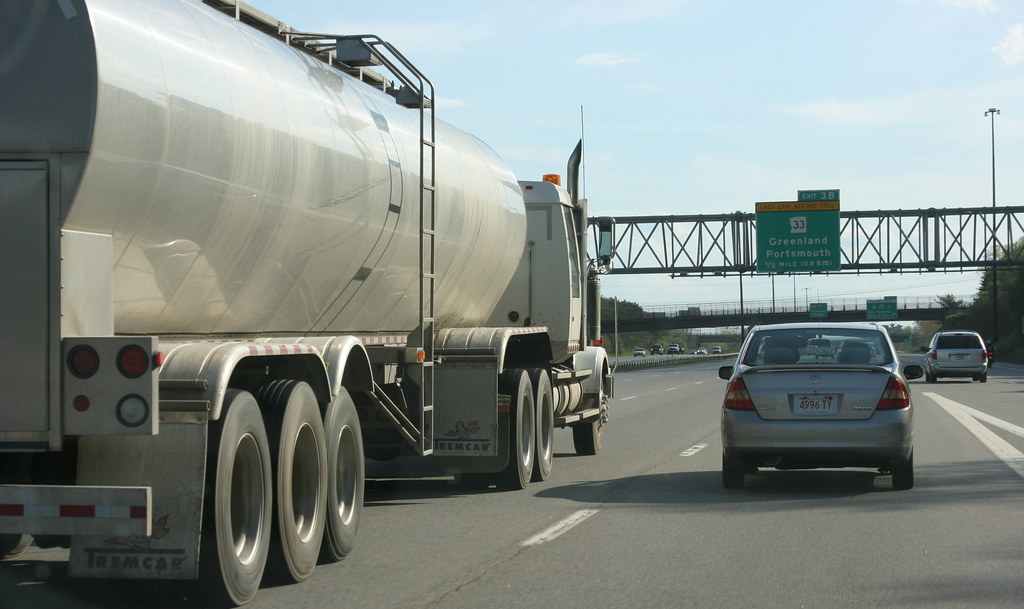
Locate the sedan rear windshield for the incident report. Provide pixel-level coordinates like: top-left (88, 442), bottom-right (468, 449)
top-left (742, 328), bottom-right (893, 366)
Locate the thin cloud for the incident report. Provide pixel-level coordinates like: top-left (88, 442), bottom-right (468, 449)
top-left (905, 0), bottom-right (1000, 14)
top-left (993, 23), bottom-right (1024, 66)
top-left (576, 52), bottom-right (642, 67)
top-left (780, 99), bottom-right (909, 126)
top-left (435, 97), bottom-right (467, 109)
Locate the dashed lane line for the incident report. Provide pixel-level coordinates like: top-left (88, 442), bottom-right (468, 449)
top-left (680, 443), bottom-right (709, 457)
top-left (521, 509), bottom-right (600, 547)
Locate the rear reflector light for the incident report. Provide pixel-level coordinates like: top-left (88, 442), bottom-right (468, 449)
top-left (876, 376), bottom-right (911, 410)
top-left (72, 395), bottom-right (90, 412)
top-left (117, 345), bottom-right (149, 378)
top-left (67, 345), bottom-right (100, 379)
top-left (116, 394), bottom-right (150, 427)
top-left (723, 377), bottom-right (756, 410)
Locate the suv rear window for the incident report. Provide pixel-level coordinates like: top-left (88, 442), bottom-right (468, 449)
top-left (935, 335), bottom-right (983, 349)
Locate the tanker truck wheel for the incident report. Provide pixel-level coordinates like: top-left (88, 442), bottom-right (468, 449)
top-left (0, 534), bottom-right (31, 558)
top-left (319, 388), bottom-right (364, 563)
top-left (528, 369), bottom-right (554, 482)
top-left (200, 389), bottom-right (272, 607)
top-left (497, 369), bottom-right (535, 490)
top-left (572, 418), bottom-right (603, 456)
top-left (259, 380), bottom-right (327, 583)
top-left (573, 380), bottom-right (605, 456)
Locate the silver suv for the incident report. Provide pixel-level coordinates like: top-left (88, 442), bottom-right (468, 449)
top-left (925, 330), bottom-right (988, 383)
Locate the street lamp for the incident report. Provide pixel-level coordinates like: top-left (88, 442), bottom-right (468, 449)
top-left (985, 107), bottom-right (1000, 342)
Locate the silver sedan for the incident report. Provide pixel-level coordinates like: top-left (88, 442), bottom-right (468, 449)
top-left (718, 322), bottom-right (923, 490)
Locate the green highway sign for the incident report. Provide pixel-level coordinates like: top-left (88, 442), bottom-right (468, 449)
top-left (809, 302), bottom-right (828, 318)
top-left (866, 297), bottom-right (898, 320)
top-left (797, 189), bottom-right (840, 202)
top-left (755, 198), bottom-right (841, 273)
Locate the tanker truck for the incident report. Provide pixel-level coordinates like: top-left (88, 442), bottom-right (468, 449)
top-left (0, 0), bottom-right (613, 604)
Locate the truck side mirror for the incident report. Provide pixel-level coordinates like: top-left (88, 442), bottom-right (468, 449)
top-left (595, 217), bottom-right (614, 272)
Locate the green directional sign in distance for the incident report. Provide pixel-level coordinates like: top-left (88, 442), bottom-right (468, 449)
top-left (755, 199), bottom-right (841, 273)
top-left (798, 189), bottom-right (840, 202)
top-left (809, 303), bottom-right (828, 318)
top-left (866, 298), bottom-right (898, 320)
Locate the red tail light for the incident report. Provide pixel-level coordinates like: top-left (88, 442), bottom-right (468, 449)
top-left (117, 345), bottom-right (150, 378)
top-left (67, 345), bottom-right (100, 379)
top-left (876, 376), bottom-right (911, 410)
top-left (723, 377), bottom-right (756, 410)
top-left (928, 350), bottom-right (937, 360)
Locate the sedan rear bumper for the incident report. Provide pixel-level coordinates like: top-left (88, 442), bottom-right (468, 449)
top-left (722, 409), bottom-right (912, 468)
top-left (928, 363), bottom-right (986, 377)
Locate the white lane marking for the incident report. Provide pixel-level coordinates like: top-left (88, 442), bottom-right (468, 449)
top-left (521, 509), bottom-right (599, 547)
top-left (950, 402), bottom-right (1024, 438)
top-left (925, 392), bottom-right (1024, 480)
top-left (620, 395), bottom-right (638, 401)
top-left (664, 387), bottom-right (677, 392)
top-left (680, 443), bottom-right (708, 457)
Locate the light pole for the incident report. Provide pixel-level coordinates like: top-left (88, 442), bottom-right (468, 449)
top-left (985, 107), bottom-right (1000, 342)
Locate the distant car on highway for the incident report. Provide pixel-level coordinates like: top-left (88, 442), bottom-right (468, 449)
top-left (925, 330), bottom-right (988, 382)
top-left (633, 347), bottom-right (646, 357)
top-left (718, 322), bottom-right (923, 490)
top-left (666, 343), bottom-right (681, 355)
top-left (806, 338), bottom-right (833, 357)
top-left (692, 347), bottom-right (708, 355)
top-left (712, 346), bottom-right (722, 354)
top-left (651, 344), bottom-right (664, 355)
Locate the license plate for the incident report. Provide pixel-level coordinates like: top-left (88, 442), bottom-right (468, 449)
top-left (951, 354), bottom-right (966, 361)
top-left (794, 394), bottom-right (838, 416)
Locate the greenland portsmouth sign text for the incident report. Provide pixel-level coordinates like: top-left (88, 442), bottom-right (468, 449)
top-left (755, 190), bottom-right (841, 273)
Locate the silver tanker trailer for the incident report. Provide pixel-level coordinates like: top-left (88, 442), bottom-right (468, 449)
top-left (0, 0), bottom-right (612, 605)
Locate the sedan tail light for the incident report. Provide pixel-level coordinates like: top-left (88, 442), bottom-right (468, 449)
top-left (723, 377), bottom-right (756, 410)
top-left (876, 376), bottom-right (911, 410)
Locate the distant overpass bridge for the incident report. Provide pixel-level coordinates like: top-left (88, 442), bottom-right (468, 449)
top-left (601, 295), bottom-right (951, 334)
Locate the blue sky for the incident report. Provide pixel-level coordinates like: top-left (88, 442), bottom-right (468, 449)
top-left (248, 0), bottom-right (1023, 311)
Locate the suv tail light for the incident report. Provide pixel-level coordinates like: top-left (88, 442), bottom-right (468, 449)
top-left (723, 377), bottom-right (755, 410)
top-left (876, 376), bottom-right (911, 410)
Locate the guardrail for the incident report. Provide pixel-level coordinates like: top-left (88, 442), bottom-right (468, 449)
top-left (612, 353), bottom-right (734, 372)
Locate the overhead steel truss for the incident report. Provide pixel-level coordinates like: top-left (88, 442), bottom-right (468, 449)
top-left (588, 206), bottom-right (1024, 276)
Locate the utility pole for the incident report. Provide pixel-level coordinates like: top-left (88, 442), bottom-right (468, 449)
top-left (985, 107), bottom-right (1000, 342)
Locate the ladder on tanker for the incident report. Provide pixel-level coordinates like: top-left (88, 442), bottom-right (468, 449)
top-left (286, 32), bottom-right (436, 456)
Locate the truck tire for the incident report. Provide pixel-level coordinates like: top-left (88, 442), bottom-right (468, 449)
top-left (0, 534), bottom-right (31, 558)
top-left (572, 418), bottom-right (602, 456)
top-left (200, 389), bottom-right (272, 607)
top-left (259, 380), bottom-right (327, 583)
top-left (497, 369), bottom-right (535, 490)
top-left (320, 388), bottom-right (364, 563)
top-left (529, 368), bottom-right (554, 482)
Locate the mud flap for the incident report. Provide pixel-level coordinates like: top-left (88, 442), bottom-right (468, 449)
top-left (70, 421), bottom-right (206, 579)
top-left (432, 361), bottom-right (499, 458)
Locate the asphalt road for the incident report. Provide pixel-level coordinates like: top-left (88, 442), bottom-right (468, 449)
top-left (4, 356), bottom-right (1023, 608)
